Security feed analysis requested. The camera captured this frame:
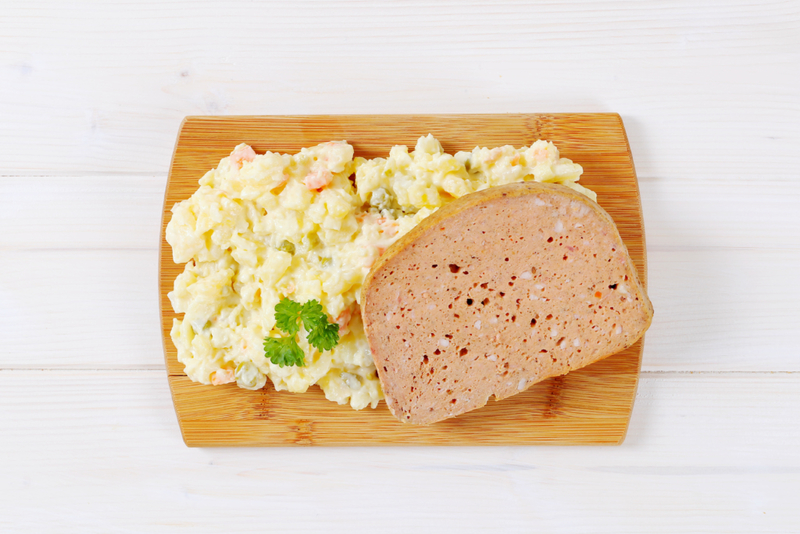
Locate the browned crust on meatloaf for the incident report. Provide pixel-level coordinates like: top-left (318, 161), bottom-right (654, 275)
top-left (362, 181), bottom-right (653, 425)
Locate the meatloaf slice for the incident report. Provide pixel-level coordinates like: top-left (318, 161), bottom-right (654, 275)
top-left (362, 181), bottom-right (653, 425)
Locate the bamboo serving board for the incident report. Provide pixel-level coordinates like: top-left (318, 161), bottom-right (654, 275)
top-left (160, 114), bottom-right (647, 447)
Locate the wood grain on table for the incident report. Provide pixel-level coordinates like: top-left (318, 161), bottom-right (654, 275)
top-left (1, 1), bottom-right (798, 532)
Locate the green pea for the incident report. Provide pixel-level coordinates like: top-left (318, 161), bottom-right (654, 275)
top-left (278, 240), bottom-right (295, 255)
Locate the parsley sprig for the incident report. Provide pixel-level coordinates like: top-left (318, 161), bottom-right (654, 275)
top-left (263, 298), bottom-right (340, 367)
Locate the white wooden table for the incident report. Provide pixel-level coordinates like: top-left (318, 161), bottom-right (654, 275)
top-left (2, 2), bottom-right (798, 531)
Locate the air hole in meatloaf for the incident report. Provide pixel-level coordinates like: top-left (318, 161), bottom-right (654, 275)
top-left (511, 315), bottom-right (516, 322)
top-left (449, 264), bottom-right (460, 273)
top-left (422, 355), bottom-right (428, 364)
top-left (609, 283), bottom-right (618, 289)
top-left (480, 282), bottom-right (488, 289)
top-left (432, 264), bottom-right (438, 268)
top-left (451, 399), bottom-right (457, 404)
top-left (459, 348), bottom-right (468, 356)
top-left (547, 237), bottom-right (554, 243)
top-left (445, 334), bottom-right (453, 339)
top-left (530, 318), bottom-right (537, 326)
top-left (466, 298), bottom-right (474, 305)
top-left (434, 349), bottom-right (441, 355)
top-left (482, 298), bottom-right (489, 305)
top-left (499, 291), bottom-right (505, 297)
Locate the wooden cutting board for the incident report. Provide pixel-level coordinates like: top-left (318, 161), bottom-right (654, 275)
top-left (159, 114), bottom-right (647, 446)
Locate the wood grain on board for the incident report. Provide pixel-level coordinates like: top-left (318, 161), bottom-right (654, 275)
top-left (159, 114), bottom-right (647, 446)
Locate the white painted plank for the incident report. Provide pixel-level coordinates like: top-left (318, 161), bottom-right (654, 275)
top-left (646, 248), bottom-right (800, 371)
top-left (2, 243), bottom-right (798, 371)
top-left (1, 1), bottom-right (798, 177)
top-left (0, 175), bottom-right (164, 250)
top-left (640, 178), bottom-right (800, 251)
top-left (1, 371), bottom-right (798, 532)
top-left (3, 171), bottom-right (799, 370)
top-left (3, 175), bottom-right (797, 251)
top-left (0, 250), bottom-right (163, 369)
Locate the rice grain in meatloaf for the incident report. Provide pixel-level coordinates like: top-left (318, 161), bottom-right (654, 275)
top-left (361, 181), bottom-right (653, 425)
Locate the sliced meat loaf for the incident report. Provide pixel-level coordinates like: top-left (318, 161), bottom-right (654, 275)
top-left (362, 181), bottom-right (653, 425)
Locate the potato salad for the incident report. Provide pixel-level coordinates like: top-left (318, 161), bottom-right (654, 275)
top-left (166, 135), bottom-right (594, 410)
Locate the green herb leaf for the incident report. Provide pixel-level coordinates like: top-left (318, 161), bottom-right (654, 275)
top-left (306, 320), bottom-right (340, 352)
top-left (263, 336), bottom-right (306, 367)
top-left (299, 300), bottom-right (341, 351)
top-left (274, 297), bottom-right (303, 336)
top-left (265, 298), bottom-right (341, 367)
top-left (299, 300), bottom-right (326, 331)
